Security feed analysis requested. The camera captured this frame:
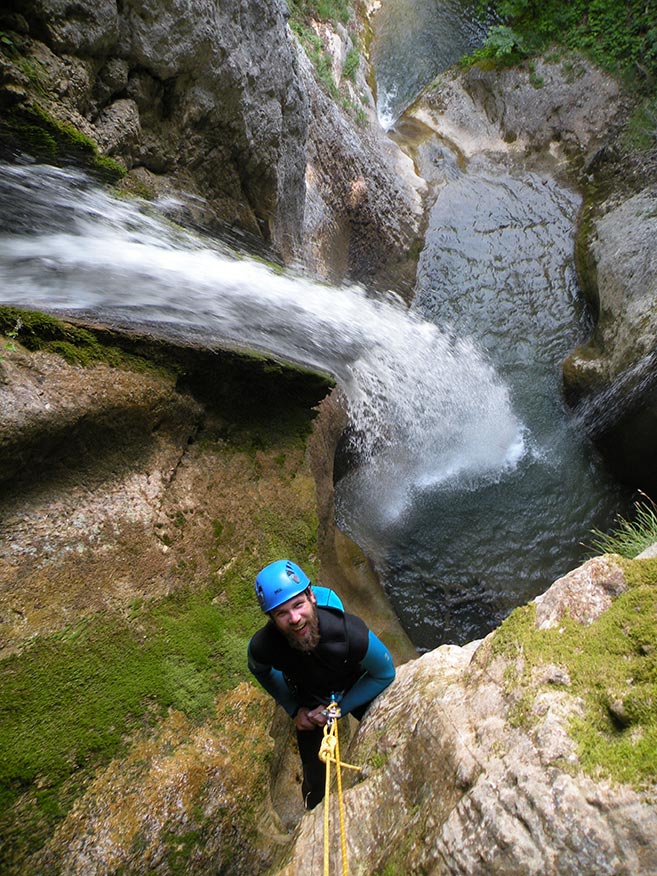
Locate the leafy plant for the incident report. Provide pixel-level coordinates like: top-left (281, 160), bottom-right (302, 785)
top-left (473, 0), bottom-right (657, 84)
top-left (343, 46), bottom-right (360, 81)
top-left (462, 24), bottom-right (528, 67)
top-left (622, 95), bottom-right (657, 152)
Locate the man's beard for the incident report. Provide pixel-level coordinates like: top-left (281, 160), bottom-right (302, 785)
top-left (286, 606), bottom-right (320, 653)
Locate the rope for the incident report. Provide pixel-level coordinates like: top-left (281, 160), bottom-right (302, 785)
top-left (318, 702), bottom-right (362, 876)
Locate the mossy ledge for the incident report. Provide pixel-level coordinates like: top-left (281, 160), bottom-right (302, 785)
top-left (0, 306), bottom-right (334, 873)
top-left (0, 103), bottom-right (126, 183)
top-left (489, 555), bottom-right (657, 788)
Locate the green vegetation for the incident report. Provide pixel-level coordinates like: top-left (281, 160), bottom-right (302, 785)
top-left (622, 94), bottom-right (657, 152)
top-left (287, 0), bottom-right (369, 122)
top-left (292, 20), bottom-right (341, 98)
top-left (0, 307), bottom-right (162, 371)
top-left (288, 0), bottom-right (352, 27)
top-left (588, 495), bottom-right (657, 558)
top-left (1, 103), bottom-right (125, 183)
top-left (0, 588), bottom-right (236, 863)
top-left (343, 46), bottom-right (360, 81)
top-left (468, 0), bottom-right (657, 84)
top-left (0, 501), bottom-right (319, 868)
top-left (0, 306), bottom-right (328, 870)
top-left (491, 556), bottom-right (657, 787)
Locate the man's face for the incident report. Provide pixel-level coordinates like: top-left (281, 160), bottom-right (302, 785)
top-left (270, 589), bottom-right (320, 652)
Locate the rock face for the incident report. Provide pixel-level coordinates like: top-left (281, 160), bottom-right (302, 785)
top-left (297, 45), bottom-right (424, 292)
top-left (275, 555), bottom-right (657, 876)
top-left (563, 190), bottom-right (657, 490)
top-left (2, 0), bottom-right (309, 256)
top-left (0, 323), bottom-right (330, 656)
top-left (407, 54), bottom-right (624, 165)
top-left (0, 0), bottom-right (422, 280)
top-left (0, 317), bottom-right (416, 875)
top-left (461, 57), bottom-right (623, 159)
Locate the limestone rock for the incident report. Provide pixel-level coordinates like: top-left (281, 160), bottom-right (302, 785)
top-left (562, 190), bottom-right (657, 489)
top-left (2, 0), bottom-right (422, 281)
top-left (23, 0), bottom-right (120, 55)
top-left (4, 0), bottom-right (309, 257)
top-left (408, 55), bottom-right (623, 168)
top-left (298, 45), bottom-right (424, 293)
top-left (534, 555), bottom-right (627, 629)
top-left (274, 565), bottom-right (657, 876)
top-left (566, 191), bottom-right (657, 391)
top-left (461, 56), bottom-right (623, 161)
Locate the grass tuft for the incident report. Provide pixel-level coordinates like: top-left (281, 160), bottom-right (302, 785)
top-left (587, 494), bottom-right (657, 559)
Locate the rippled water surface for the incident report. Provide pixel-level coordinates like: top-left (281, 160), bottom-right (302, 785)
top-left (371, 0), bottom-right (492, 127)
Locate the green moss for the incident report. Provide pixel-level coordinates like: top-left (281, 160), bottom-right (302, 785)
top-left (368, 751), bottom-right (388, 769)
top-left (0, 306), bottom-right (172, 374)
top-left (0, 583), bottom-right (257, 867)
top-left (622, 95), bottom-right (657, 152)
top-left (489, 563), bottom-right (657, 787)
top-left (1, 103), bottom-right (125, 183)
top-left (0, 301), bottom-right (331, 868)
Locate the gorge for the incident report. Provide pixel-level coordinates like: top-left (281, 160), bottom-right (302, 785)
top-left (1, 0), bottom-right (656, 874)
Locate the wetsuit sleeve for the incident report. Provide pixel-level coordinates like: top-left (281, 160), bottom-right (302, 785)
top-left (338, 630), bottom-right (395, 717)
top-left (247, 640), bottom-right (300, 717)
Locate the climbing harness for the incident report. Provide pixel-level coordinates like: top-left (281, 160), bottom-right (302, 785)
top-left (318, 700), bottom-right (362, 876)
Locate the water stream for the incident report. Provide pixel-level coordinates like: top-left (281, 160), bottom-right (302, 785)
top-left (0, 157), bottom-right (631, 650)
top-left (0, 159), bottom-right (522, 512)
top-left (371, 0), bottom-right (492, 128)
top-left (335, 0), bottom-right (633, 648)
top-left (335, 152), bottom-right (631, 647)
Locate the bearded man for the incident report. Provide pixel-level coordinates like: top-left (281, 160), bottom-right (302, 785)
top-left (247, 559), bottom-right (395, 809)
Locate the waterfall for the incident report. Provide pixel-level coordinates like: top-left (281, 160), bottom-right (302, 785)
top-left (0, 162), bottom-right (523, 516)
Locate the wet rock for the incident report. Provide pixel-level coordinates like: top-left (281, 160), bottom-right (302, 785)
top-left (1, 0), bottom-right (422, 281)
top-left (565, 191), bottom-right (657, 395)
top-left (298, 45), bottom-right (424, 293)
top-left (94, 98), bottom-right (142, 162)
top-left (462, 56), bottom-right (624, 162)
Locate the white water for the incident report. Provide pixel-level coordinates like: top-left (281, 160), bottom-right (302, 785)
top-left (0, 162), bottom-right (523, 512)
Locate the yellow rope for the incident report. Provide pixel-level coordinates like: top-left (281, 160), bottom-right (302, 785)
top-left (318, 703), bottom-right (361, 876)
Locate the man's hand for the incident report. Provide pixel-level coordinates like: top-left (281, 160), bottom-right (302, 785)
top-left (294, 705), bottom-right (329, 731)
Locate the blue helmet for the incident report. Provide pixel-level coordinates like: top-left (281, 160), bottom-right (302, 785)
top-left (255, 560), bottom-right (311, 612)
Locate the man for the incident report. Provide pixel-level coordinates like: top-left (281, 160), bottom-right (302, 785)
top-left (247, 558), bottom-right (395, 809)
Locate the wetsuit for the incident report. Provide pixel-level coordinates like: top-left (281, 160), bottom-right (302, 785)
top-left (248, 603), bottom-right (395, 808)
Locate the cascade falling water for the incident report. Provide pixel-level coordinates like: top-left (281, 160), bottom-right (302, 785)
top-left (0, 162), bottom-right (523, 515)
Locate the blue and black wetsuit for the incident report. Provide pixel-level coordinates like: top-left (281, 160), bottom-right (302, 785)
top-left (248, 600), bottom-right (395, 808)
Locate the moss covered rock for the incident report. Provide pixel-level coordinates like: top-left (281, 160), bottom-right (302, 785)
top-left (276, 554), bottom-right (657, 876)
